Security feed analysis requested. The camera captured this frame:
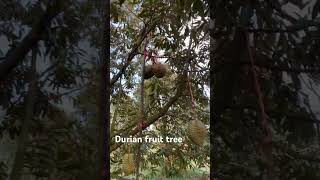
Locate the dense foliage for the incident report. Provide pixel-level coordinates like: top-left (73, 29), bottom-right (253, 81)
top-left (211, 0), bottom-right (320, 179)
top-left (0, 0), bottom-right (107, 179)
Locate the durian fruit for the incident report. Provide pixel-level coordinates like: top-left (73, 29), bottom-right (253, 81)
top-left (187, 119), bottom-right (207, 146)
top-left (122, 153), bottom-right (135, 175)
top-left (144, 65), bottom-right (154, 79)
top-left (153, 63), bottom-right (168, 78)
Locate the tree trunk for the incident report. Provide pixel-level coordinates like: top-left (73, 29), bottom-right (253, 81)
top-left (96, 0), bottom-right (110, 179)
top-left (9, 47), bottom-right (38, 180)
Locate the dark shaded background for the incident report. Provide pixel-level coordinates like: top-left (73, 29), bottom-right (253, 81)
top-left (1, 0), bottom-right (320, 180)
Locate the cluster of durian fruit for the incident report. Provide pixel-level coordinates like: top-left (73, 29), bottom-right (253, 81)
top-left (143, 63), bottom-right (168, 79)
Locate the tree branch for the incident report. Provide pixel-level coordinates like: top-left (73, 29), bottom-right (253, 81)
top-left (227, 104), bottom-right (320, 125)
top-left (0, 0), bottom-right (63, 81)
top-left (211, 21), bottom-right (320, 38)
top-left (215, 59), bottom-right (320, 74)
top-left (246, 21), bottom-right (320, 33)
top-left (110, 20), bottom-right (157, 86)
top-left (274, 142), bottom-right (320, 162)
top-left (110, 76), bottom-right (186, 152)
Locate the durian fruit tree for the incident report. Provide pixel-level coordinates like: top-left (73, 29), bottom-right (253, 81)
top-left (110, 1), bottom-right (210, 178)
top-left (119, 50), bottom-right (208, 178)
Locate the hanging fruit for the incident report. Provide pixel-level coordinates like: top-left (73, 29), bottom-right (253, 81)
top-left (187, 119), bottom-right (207, 146)
top-left (122, 153), bottom-right (135, 175)
top-left (143, 63), bottom-right (168, 79)
top-left (143, 48), bottom-right (168, 79)
top-left (153, 63), bottom-right (168, 78)
top-left (143, 65), bottom-right (154, 79)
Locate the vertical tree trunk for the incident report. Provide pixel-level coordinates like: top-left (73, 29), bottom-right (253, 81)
top-left (96, 0), bottom-right (110, 179)
top-left (209, 1), bottom-right (214, 178)
top-left (135, 41), bottom-right (148, 180)
top-left (9, 47), bottom-right (38, 180)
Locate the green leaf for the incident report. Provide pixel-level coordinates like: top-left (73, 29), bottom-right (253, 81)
top-left (193, 0), bottom-right (205, 17)
top-left (111, 3), bottom-right (119, 22)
